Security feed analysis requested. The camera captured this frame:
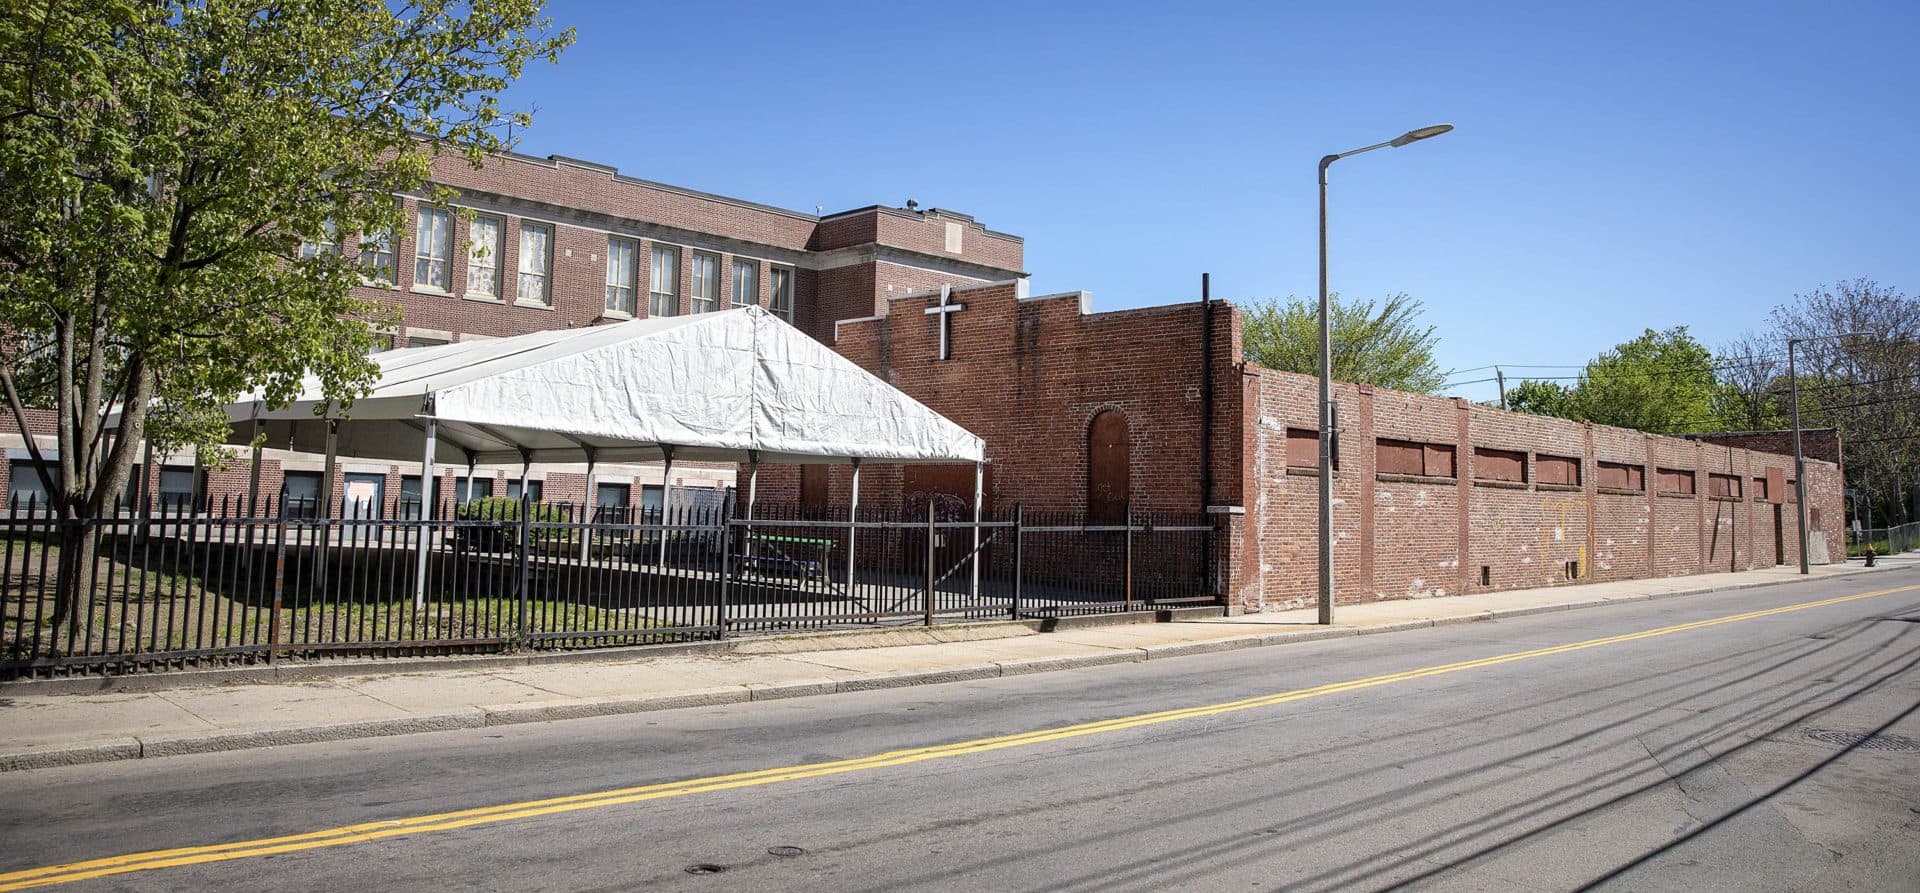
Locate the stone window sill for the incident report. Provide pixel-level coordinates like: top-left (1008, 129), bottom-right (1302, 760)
top-left (1657, 491), bottom-right (1697, 499)
top-left (461, 292), bottom-right (504, 304)
top-left (1472, 479), bottom-right (1529, 490)
top-left (1709, 494), bottom-right (1743, 503)
top-left (1536, 483), bottom-right (1583, 493)
top-left (409, 285), bottom-right (453, 297)
top-left (1285, 466), bottom-right (1340, 478)
top-left (1376, 473), bottom-right (1456, 486)
top-left (513, 299), bottom-right (555, 311)
top-left (1596, 486), bottom-right (1644, 497)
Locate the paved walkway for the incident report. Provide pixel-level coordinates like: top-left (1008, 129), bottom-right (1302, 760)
top-left (0, 560), bottom-right (1893, 771)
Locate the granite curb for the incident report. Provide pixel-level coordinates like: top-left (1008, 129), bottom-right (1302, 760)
top-left (0, 565), bottom-right (1885, 772)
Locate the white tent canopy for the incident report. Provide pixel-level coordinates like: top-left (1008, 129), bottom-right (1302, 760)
top-left (227, 306), bottom-right (984, 466)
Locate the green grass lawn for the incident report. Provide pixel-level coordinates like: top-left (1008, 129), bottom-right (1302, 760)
top-left (3, 537), bottom-right (678, 659)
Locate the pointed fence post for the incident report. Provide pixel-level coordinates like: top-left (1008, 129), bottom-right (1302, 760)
top-left (517, 481), bottom-right (531, 650)
top-left (970, 460), bottom-right (984, 601)
top-left (1012, 503), bottom-right (1024, 619)
top-left (1124, 499), bottom-right (1135, 612)
top-left (924, 499), bottom-right (936, 627)
top-left (846, 458), bottom-right (860, 596)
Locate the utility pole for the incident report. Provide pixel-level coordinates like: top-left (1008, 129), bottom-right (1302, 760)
top-left (1496, 367), bottom-right (1508, 411)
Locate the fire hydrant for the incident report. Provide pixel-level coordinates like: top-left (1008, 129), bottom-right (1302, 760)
top-left (1865, 546), bottom-right (1877, 567)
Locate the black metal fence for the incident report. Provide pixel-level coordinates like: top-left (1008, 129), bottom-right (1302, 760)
top-left (1, 495), bottom-right (1216, 679)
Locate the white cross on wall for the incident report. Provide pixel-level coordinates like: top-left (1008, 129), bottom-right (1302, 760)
top-left (924, 283), bottom-right (966, 360)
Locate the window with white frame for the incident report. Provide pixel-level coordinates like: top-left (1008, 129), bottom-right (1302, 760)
top-left (467, 215), bottom-right (502, 298)
top-left (649, 244), bottom-right (679, 317)
top-left (298, 219), bottom-right (338, 259)
top-left (359, 230), bottom-right (395, 285)
top-left (690, 251), bottom-right (719, 313)
top-left (606, 236), bottom-right (638, 315)
top-left (414, 207), bottom-right (452, 291)
top-left (769, 266), bottom-right (794, 322)
top-left (517, 222), bottom-right (552, 305)
top-left (731, 258), bottom-right (757, 308)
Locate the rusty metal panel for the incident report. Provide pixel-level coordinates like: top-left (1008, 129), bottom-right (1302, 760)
top-left (1088, 410), bottom-right (1130, 524)
top-left (1286, 428), bottom-right (1318, 469)
top-left (1657, 468), bottom-right (1696, 495)
top-left (1536, 454), bottom-right (1580, 486)
top-left (1709, 473), bottom-right (1741, 498)
top-left (1377, 439), bottom-right (1425, 475)
top-left (1474, 447), bottom-right (1526, 482)
top-left (1425, 443), bottom-right (1457, 478)
top-left (1598, 461), bottom-right (1644, 491)
top-left (1765, 467), bottom-right (1786, 504)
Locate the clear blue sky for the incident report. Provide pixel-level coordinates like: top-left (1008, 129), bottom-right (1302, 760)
top-left (498, 0), bottom-right (1918, 402)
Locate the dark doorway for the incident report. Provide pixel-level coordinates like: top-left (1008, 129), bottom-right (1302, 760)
top-left (1088, 409), bottom-right (1130, 524)
top-left (1774, 504), bottom-right (1786, 566)
top-left (903, 464), bottom-right (991, 572)
top-left (801, 465), bottom-right (830, 518)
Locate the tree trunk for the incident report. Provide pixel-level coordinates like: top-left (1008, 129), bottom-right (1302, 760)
top-left (48, 517), bottom-right (97, 645)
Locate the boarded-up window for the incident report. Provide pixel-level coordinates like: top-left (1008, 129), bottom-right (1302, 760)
top-left (1752, 476), bottom-right (1770, 502)
top-left (1088, 409), bottom-right (1130, 524)
top-left (1708, 473), bottom-right (1742, 498)
top-left (1377, 439), bottom-right (1456, 478)
top-left (1597, 461), bottom-right (1644, 491)
top-left (1285, 428), bottom-right (1338, 470)
top-left (1536, 454), bottom-right (1581, 486)
top-left (1474, 447), bottom-right (1526, 483)
top-left (1765, 467), bottom-right (1785, 504)
top-left (1657, 468), bottom-right (1696, 495)
top-left (801, 464), bottom-right (829, 516)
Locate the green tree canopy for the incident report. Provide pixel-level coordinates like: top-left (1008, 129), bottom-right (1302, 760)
top-left (1504, 326), bottom-right (1722, 434)
top-left (1240, 293), bottom-right (1446, 394)
top-left (0, 0), bottom-right (572, 628)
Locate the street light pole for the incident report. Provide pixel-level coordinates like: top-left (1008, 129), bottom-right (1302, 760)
top-left (1788, 331), bottom-right (1869, 574)
top-left (1317, 123), bottom-right (1452, 625)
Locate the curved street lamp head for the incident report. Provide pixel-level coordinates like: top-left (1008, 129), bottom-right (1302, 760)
top-left (1391, 123), bottom-right (1454, 147)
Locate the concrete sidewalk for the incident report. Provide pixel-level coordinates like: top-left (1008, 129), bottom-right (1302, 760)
top-left (0, 561), bottom-right (1893, 771)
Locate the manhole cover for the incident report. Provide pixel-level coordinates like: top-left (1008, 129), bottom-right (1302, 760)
top-left (1803, 728), bottom-right (1920, 753)
top-left (685, 864), bottom-right (728, 875)
top-left (767, 846), bottom-right (807, 858)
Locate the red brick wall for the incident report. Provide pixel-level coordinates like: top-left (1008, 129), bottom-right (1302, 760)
top-left (762, 282), bottom-right (1241, 524)
top-left (1241, 365), bottom-right (1844, 611)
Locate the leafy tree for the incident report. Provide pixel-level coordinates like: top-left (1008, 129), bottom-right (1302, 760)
top-left (1504, 327), bottom-right (1722, 434)
top-left (1504, 379), bottom-right (1577, 418)
top-left (1573, 327), bottom-right (1722, 434)
top-left (1240, 293), bottom-right (1446, 393)
top-left (0, 1), bottom-right (572, 631)
top-left (1764, 279), bottom-right (1920, 525)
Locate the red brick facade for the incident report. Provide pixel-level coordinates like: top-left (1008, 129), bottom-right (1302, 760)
top-left (2, 152), bottom-right (1849, 614)
top-left (749, 279), bottom-right (1847, 613)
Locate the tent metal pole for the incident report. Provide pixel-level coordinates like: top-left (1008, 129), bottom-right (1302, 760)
top-left (744, 452), bottom-right (759, 562)
top-left (462, 456), bottom-right (476, 505)
top-left (970, 460), bottom-right (984, 600)
top-left (657, 447), bottom-right (675, 567)
top-left (579, 448), bottom-right (598, 562)
top-left (317, 419), bottom-right (338, 590)
top-left (846, 458), bottom-right (860, 596)
top-left (517, 450), bottom-right (532, 503)
top-left (414, 415), bottom-right (437, 610)
top-left (246, 419), bottom-right (264, 516)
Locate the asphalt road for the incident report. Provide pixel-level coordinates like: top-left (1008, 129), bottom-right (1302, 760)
top-left (3, 569), bottom-right (1919, 892)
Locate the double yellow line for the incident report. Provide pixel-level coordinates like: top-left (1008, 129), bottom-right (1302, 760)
top-left (3, 582), bottom-right (1911, 891)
